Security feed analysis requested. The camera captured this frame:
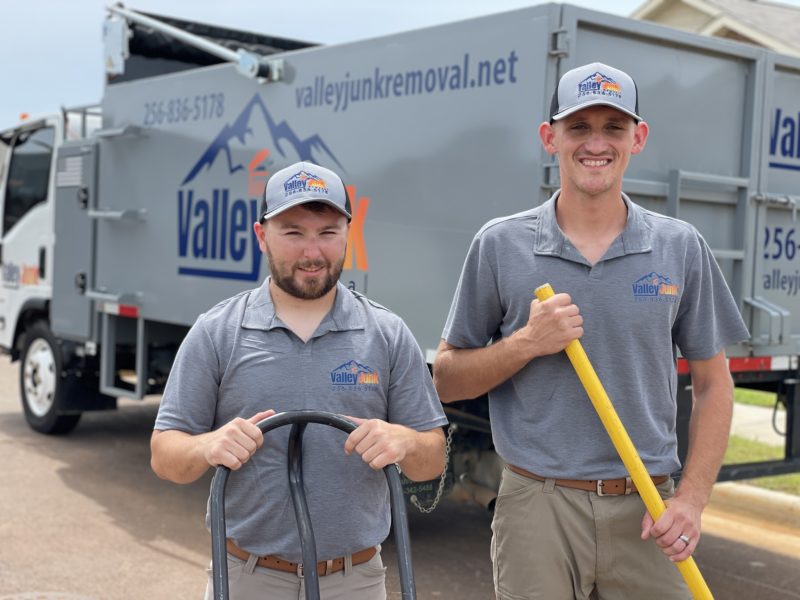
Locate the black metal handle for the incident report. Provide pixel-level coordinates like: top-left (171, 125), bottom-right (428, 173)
top-left (210, 410), bottom-right (416, 600)
top-left (38, 247), bottom-right (46, 279)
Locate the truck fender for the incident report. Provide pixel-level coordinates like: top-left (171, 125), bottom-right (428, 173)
top-left (10, 298), bottom-right (50, 361)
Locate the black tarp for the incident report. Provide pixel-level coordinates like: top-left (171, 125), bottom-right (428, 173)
top-left (109, 10), bottom-right (316, 83)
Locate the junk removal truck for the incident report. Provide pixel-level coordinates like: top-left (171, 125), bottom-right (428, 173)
top-left (1, 3), bottom-right (799, 508)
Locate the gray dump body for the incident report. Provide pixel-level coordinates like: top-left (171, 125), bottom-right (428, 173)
top-left (53, 4), bottom-right (800, 359)
top-left (37, 3), bottom-right (800, 476)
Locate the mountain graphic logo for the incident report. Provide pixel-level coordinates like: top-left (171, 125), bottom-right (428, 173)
top-left (577, 72), bottom-right (622, 99)
top-left (283, 171), bottom-right (329, 197)
top-left (181, 94), bottom-right (345, 186)
top-left (330, 360), bottom-right (380, 386)
top-left (632, 272), bottom-right (679, 300)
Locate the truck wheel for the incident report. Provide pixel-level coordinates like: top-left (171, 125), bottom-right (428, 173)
top-left (20, 321), bottom-right (81, 434)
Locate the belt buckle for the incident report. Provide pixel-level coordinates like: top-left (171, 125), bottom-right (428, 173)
top-left (596, 477), bottom-right (633, 496)
top-left (596, 479), bottom-right (606, 496)
top-left (298, 559), bottom-right (334, 578)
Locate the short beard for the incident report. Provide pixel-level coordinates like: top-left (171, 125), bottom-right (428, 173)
top-left (267, 254), bottom-right (344, 300)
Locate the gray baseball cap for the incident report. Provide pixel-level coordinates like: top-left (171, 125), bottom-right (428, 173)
top-left (550, 62), bottom-right (642, 122)
top-left (260, 161), bottom-right (351, 221)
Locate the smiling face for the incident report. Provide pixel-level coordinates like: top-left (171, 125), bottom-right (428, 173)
top-left (539, 105), bottom-right (648, 200)
top-left (254, 203), bottom-right (348, 300)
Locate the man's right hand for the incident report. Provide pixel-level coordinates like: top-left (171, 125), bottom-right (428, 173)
top-left (516, 292), bottom-right (583, 359)
top-left (434, 293), bottom-right (583, 403)
top-left (202, 410), bottom-right (275, 470)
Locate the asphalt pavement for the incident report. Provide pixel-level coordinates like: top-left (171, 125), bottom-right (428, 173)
top-left (2, 356), bottom-right (800, 599)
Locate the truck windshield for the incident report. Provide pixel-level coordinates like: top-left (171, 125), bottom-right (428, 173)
top-left (2, 126), bottom-right (55, 236)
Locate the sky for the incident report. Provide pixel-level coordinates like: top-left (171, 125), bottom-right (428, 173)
top-left (0, 0), bottom-right (648, 127)
top-left (3, 0), bottom-right (800, 128)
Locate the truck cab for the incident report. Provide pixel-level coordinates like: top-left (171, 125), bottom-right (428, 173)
top-left (0, 109), bottom-right (103, 433)
top-left (0, 117), bottom-right (58, 354)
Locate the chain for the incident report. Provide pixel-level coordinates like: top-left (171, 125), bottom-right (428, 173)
top-left (409, 423), bottom-right (456, 513)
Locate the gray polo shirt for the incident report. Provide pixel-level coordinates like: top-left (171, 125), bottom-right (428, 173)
top-left (155, 280), bottom-right (447, 561)
top-left (443, 191), bottom-right (749, 479)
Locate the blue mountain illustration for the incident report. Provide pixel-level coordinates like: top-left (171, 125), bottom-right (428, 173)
top-left (333, 360), bottom-right (374, 374)
top-left (634, 272), bottom-right (673, 286)
top-left (181, 94), bottom-right (344, 186)
top-left (580, 72), bottom-right (616, 86)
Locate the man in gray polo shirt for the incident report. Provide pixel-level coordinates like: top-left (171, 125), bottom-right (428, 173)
top-left (434, 63), bottom-right (749, 599)
top-left (151, 161), bottom-right (447, 600)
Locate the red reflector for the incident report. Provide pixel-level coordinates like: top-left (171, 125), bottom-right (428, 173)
top-left (118, 304), bottom-right (139, 318)
top-left (729, 357), bottom-right (771, 373)
top-left (678, 356), bottom-right (772, 375)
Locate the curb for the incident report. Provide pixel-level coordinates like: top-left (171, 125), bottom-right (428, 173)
top-left (709, 482), bottom-right (800, 528)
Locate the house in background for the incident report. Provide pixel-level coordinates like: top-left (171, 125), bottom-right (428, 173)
top-left (631, 0), bottom-right (800, 57)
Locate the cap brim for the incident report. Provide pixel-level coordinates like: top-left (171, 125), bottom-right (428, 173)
top-left (262, 197), bottom-right (351, 221)
top-left (553, 98), bottom-right (641, 122)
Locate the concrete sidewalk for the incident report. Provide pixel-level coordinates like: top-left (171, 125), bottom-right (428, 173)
top-left (706, 482), bottom-right (800, 559)
top-left (704, 400), bottom-right (799, 558)
top-left (731, 401), bottom-right (787, 448)
top-left (723, 401), bottom-right (793, 506)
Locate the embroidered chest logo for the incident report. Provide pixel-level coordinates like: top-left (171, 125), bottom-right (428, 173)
top-left (632, 272), bottom-right (679, 303)
top-left (330, 360), bottom-right (380, 390)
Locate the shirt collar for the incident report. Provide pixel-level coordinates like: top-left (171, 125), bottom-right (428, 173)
top-left (242, 279), bottom-right (365, 333)
top-left (534, 190), bottom-right (652, 258)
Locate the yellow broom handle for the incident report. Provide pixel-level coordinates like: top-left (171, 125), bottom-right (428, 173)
top-left (535, 284), bottom-right (713, 600)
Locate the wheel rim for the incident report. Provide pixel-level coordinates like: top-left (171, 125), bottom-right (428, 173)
top-left (23, 338), bottom-right (58, 417)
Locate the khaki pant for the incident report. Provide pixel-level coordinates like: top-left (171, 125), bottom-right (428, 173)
top-left (491, 467), bottom-right (690, 600)
top-left (204, 548), bottom-right (387, 600)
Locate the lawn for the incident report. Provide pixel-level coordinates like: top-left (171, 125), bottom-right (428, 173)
top-left (733, 387), bottom-right (784, 410)
top-left (724, 434), bottom-right (800, 495)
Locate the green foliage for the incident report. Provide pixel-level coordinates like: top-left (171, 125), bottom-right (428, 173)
top-left (733, 387), bottom-right (783, 410)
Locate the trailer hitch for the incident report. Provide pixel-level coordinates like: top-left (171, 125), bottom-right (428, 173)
top-left (209, 410), bottom-right (417, 600)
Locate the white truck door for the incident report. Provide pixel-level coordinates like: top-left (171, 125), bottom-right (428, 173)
top-left (0, 124), bottom-right (56, 351)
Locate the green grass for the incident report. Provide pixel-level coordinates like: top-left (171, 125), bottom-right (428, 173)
top-left (724, 435), bottom-right (800, 495)
top-left (733, 387), bottom-right (784, 410)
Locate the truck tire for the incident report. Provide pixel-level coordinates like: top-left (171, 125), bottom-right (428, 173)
top-left (20, 321), bottom-right (82, 434)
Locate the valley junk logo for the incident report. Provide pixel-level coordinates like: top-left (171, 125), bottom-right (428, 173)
top-left (284, 171), bottom-right (329, 196)
top-left (632, 272), bottom-right (679, 303)
top-left (1, 262), bottom-right (40, 289)
top-left (176, 93), bottom-right (369, 281)
top-left (577, 71), bottom-right (622, 99)
top-left (330, 360), bottom-right (380, 390)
